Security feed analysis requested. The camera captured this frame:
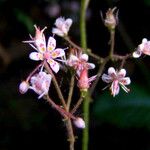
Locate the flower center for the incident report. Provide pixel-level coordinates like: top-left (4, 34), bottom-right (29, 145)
top-left (44, 52), bottom-right (51, 60)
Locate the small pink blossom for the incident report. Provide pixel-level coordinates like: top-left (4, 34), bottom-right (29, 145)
top-left (67, 52), bottom-right (95, 76)
top-left (73, 117), bottom-right (85, 129)
top-left (133, 38), bottom-right (150, 58)
top-left (23, 25), bottom-right (66, 73)
top-left (29, 71), bottom-right (52, 99)
top-left (52, 17), bottom-right (73, 37)
top-left (77, 68), bottom-right (96, 91)
top-left (102, 67), bottom-right (131, 97)
top-left (19, 81), bottom-right (29, 94)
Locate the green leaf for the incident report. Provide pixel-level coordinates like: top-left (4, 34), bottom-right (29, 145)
top-left (92, 84), bottom-right (150, 130)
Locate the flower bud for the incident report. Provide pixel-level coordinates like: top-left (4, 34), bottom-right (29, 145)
top-left (73, 117), bottom-right (85, 129)
top-left (19, 81), bottom-right (29, 94)
top-left (78, 69), bottom-right (89, 92)
top-left (104, 7), bottom-right (118, 30)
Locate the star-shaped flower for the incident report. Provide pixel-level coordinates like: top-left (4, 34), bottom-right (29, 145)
top-left (102, 67), bottom-right (131, 97)
top-left (29, 71), bottom-right (52, 99)
top-left (67, 52), bottom-right (95, 76)
top-left (24, 25), bottom-right (66, 73)
top-left (52, 17), bottom-right (73, 37)
top-left (133, 38), bottom-right (150, 58)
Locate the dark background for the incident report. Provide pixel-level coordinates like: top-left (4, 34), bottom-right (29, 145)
top-left (0, 0), bottom-right (150, 149)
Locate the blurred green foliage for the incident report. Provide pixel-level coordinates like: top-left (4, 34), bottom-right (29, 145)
top-left (93, 84), bottom-right (150, 129)
top-left (15, 9), bottom-right (34, 33)
top-left (144, 0), bottom-right (150, 6)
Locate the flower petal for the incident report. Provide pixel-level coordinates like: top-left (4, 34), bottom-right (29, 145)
top-left (120, 77), bottom-right (131, 85)
top-left (51, 48), bottom-right (65, 58)
top-left (52, 28), bottom-right (64, 37)
top-left (29, 52), bottom-right (43, 61)
top-left (118, 68), bottom-right (126, 78)
top-left (87, 63), bottom-right (95, 69)
top-left (55, 17), bottom-right (64, 28)
top-left (29, 71), bottom-right (52, 99)
top-left (34, 25), bottom-right (47, 53)
top-left (133, 50), bottom-right (141, 58)
top-left (47, 36), bottom-right (56, 51)
top-left (88, 75), bottom-right (97, 83)
top-left (108, 67), bottom-right (116, 77)
top-left (61, 18), bottom-right (72, 34)
top-left (65, 18), bottom-right (72, 30)
top-left (143, 49), bottom-right (150, 56)
top-left (67, 54), bottom-right (78, 66)
top-left (81, 54), bottom-right (88, 61)
top-left (35, 39), bottom-right (47, 53)
top-left (102, 73), bottom-right (112, 83)
top-left (47, 59), bottom-right (60, 73)
top-left (142, 38), bottom-right (147, 43)
top-left (111, 80), bottom-right (120, 97)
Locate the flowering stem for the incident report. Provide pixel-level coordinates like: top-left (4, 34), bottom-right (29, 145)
top-left (80, 0), bottom-right (90, 149)
top-left (109, 29), bottom-right (115, 58)
top-left (46, 93), bottom-right (76, 150)
top-left (64, 36), bottom-right (83, 52)
top-left (45, 95), bottom-right (76, 120)
top-left (90, 57), bottom-right (109, 94)
top-left (67, 74), bottom-right (75, 111)
top-left (71, 97), bottom-right (83, 114)
top-left (80, 0), bottom-right (89, 53)
top-left (87, 50), bottom-right (104, 61)
top-left (64, 36), bottom-right (104, 62)
top-left (65, 75), bottom-right (76, 150)
top-left (66, 119), bottom-right (75, 150)
top-left (44, 61), bottom-right (76, 150)
top-left (44, 61), bottom-right (67, 109)
top-left (82, 92), bottom-right (90, 150)
top-left (26, 62), bottom-right (44, 82)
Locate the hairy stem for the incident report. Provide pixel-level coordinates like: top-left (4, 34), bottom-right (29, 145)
top-left (45, 95), bottom-right (76, 120)
top-left (67, 74), bottom-right (75, 111)
top-left (66, 75), bottom-right (76, 150)
top-left (71, 97), bottom-right (83, 114)
top-left (26, 62), bottom-right (43, 82)
top-left (64, 36), bottom-right (83, 52)
top-left (66, 119), bottom-right (75, 150)
top-left (90, 58), bottom-right (109, 95)
top-left (44, 62), bottom-right (76, 150)
top-left (46, 94), bottom-right (75, 150)
top-left (44, 61), bottom-right (67, 109)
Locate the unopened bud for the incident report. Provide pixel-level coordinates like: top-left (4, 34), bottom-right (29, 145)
top-left (73, 117), bottom-right (85, 129)
top-left (104, 7), bottom-right (118, 30)
top-left (19, 81), bottom-right (29, 94)
top-left (78, 69), bottom-right (89, 92)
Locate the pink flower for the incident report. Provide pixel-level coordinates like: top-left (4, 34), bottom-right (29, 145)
top-left (77, 68), bottom-right (96, 91)
top-left (73, 117), bottom-right (85, 129)
top-left (67, 52), bottom-right (95, 76)
top-left (102, 67), bottom-right (131, 97)
top-left (24, 25), bottom-right (66, 73)
top-left (19, 81), bottom-right (29, 94)
top-left (52, 17), bottom-right (73, 37)
top-left (29, 71), bottom-right (52, 99)
top-left (133, 38), bottom-right (150, 58)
